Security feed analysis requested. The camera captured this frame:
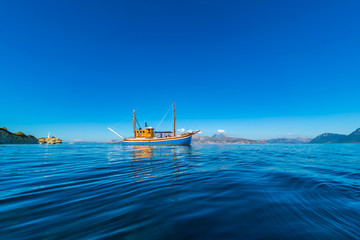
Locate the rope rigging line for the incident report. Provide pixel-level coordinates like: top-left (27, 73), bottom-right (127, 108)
top-left (155, 104), bottom-right (173, 130)
top-left (135, 117), bottom-right (141, 129)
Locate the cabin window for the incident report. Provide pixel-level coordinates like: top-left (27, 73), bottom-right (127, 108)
top-left (148, 130), bottom-right (151, 133)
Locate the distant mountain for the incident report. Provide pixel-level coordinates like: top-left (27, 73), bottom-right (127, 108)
top-left (310, 133), bottom-right (347, 143)
top-left (211, 132), bottom-right (227, 138)
top-left (66, 141), bottom-right (101, 144)
top-left (265, 137), bottom-right (312, 144)
top-left (104, 139), bottom-right (123, 144)
top-left (340, 128), bottom-right (360, 143)
top-left (193, 135), bottom-right (265, 144)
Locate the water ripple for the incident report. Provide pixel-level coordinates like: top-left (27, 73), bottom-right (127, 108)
top-left (0, 144), bottom-right (360, 239)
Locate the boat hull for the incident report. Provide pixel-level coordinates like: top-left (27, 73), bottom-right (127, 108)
top-left (122, 135), bottom-right (192, 145)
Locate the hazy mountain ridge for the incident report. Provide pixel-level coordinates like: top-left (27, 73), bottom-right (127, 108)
top-left (310, 128), bottom-right (360, 143)
top-left (265, 137), bottom-right (312, 144)
top-left (104, 139), bottom-right (123, 144)
top-left (192, 134), bottom-right (265, 144)
top-left (342, 128), bottom-right (360, 143)
top-left (211, 132), bottom-right (227, 138)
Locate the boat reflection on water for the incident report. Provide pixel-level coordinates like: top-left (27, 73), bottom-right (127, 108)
top-left (129, 145), bottom-right (156, 182)
top-left (131, 145), bottom-right (154, 160)
top-left (127, 145), bottom-right (191, 183)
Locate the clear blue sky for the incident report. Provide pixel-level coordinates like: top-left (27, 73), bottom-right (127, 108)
top-left (1, 0), bottom-right (360, 141)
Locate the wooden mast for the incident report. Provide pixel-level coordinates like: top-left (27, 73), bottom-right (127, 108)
top-left (133, 109), bottom-right (136, 138)
top-left (173, 101), bottom-right (176, 136)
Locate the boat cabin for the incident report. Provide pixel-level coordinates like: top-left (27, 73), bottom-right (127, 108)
top-left (154, 131), bottom-right (173, 138)
top-left (135, 127), bottom-right (154, 138)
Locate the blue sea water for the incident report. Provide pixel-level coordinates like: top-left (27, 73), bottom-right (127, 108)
top-left (0, 144), bottom-right (359, 240)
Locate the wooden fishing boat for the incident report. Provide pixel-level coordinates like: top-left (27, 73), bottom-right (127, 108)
top-left (122, 102), bottom-right (199, 145)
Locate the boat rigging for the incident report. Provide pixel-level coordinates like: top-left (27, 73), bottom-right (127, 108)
top-left (122, 101), bottom-right (199, 145)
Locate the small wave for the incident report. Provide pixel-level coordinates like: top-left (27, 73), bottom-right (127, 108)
top-left (0, 144), bottom-right (359, 239)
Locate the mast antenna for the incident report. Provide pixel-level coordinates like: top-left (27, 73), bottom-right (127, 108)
top-left (132, 109), bottom-right (136, 138)
top-left (173, 101), bottom-right (176, 136)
